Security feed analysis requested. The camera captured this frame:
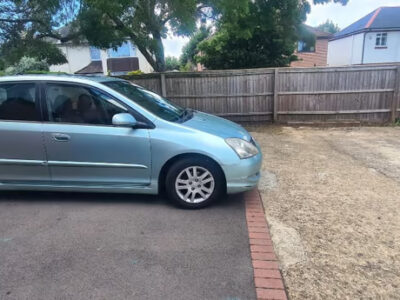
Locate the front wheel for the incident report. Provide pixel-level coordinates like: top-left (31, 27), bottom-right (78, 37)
top-left (165, 157), bottom-right (225, 209)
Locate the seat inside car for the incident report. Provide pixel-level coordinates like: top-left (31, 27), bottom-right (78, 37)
top-left (53, 95), bottom-right (83, 123)
top-left (77, 94), bottom-right (104, 124)
top-left (0, 87), bottom-right (38, 121)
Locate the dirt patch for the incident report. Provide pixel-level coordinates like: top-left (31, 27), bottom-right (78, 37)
top-left (250, 126), bottom-right (400, 299)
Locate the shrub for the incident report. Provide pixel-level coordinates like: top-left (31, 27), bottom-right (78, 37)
top-left (23, 70), bottom-right (67, 75)
top-left (127, 70), bottom-right (143, 76)
top-left (5, 56), bottom-right (49, 75)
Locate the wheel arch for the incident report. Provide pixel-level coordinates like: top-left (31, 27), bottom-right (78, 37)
top-left (158, 153), bottom-right (227, 194)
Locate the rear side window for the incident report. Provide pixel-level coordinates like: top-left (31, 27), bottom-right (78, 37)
top-left (0, 83), bottom-right (39, 121)
top-left (44, 83), bottom-right (129, 125)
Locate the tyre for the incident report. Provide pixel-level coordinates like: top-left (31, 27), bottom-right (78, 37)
top-left (165, 157), bottom-right (225, 209)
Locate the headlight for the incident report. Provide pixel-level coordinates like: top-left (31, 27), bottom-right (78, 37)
top-left (225, 138), bottom-right (259, 159)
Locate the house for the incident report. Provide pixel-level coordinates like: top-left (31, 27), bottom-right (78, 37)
top-left (328, 7), bottom-right (400, 66)
top-left (48, 27), bottom-right (153, 75)
top-left (291, 25), bottom-right (332, 67)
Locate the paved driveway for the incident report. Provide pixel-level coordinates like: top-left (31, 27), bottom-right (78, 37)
top-left (0, 192), bottom-right (255, 300)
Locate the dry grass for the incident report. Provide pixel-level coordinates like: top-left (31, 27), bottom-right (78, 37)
top-left (250, 126), bottom-right (400, 300)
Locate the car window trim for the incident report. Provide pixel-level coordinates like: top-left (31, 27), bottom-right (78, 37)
top-left (40, 80), bottom-right (155, 129)
top-left (0, 80), bottom-right (43, 123)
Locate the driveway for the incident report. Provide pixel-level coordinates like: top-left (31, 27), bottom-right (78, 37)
top-left (0, 192), bottom-right (255, 300)
top-left (251, 126), bottom-right (400, 299)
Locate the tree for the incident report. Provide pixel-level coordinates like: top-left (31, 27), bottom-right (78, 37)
top-left (165, 56), bottom-right (180, 71)
top-left (78, 0), bottom-right (250, 72)
top-left (0, 0), bottom-right (348, 72)
top-left (79, 0), bottom-right (201, 72)
top-left (197, 0), bottom-right (310, 69)
top-left (317, 19), bottom-right (340, 34)
top-left (0, 0), bottom-right (81, 67)
top-left (197, 0), bottom-right (348, 70)
top-left (5, 56), bottom-right (49, 75)
top-left (180, 26), bottom-right (210, 67)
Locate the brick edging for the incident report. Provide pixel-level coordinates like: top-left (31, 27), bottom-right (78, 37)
top-left (245, 189), bottom-right (288, 300)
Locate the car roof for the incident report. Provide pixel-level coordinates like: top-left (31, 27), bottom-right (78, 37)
top-left (0, 74), bottom-right (127, 85)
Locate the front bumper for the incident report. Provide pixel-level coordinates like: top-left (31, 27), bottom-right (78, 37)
top-left (222, 149), bottom-right (262, 194)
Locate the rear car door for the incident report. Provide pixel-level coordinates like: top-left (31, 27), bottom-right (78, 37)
top-left (41, 81), bottom-right (151, 186)
top-left (0, 81), bottom-right (50, 183)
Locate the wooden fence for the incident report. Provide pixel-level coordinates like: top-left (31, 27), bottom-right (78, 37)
top-left (125, 65), bottom-right (400, 124)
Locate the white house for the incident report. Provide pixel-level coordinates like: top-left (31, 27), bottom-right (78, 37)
top-left (327, 7), bottom-right (400, 66)
top-left (49, 39), bottom-right (153, 75)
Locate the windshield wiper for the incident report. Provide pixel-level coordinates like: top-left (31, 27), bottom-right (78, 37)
top-left (179, 108), bottom-right (194, 122)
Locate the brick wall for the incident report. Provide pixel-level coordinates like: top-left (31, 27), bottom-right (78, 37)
top-left (291, 38), bottom-right (329, 67)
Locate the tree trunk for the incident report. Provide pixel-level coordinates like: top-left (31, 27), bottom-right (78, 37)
top-left (153, 32), bottom-right (166, 72)
top-left (131, 33), bottom-right (165, 72)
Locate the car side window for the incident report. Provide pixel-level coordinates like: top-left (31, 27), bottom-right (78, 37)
top-left (0, 83), bottom-right (40, 121)
top-left (45, 83), bottom-right (129, 125)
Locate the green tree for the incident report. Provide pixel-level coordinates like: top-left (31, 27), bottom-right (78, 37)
top-left (197, 0), bottom-right (348, 70)
top-left (180, 26), bottom-right (210, 67)
top-left (316, 19), bottom-right (340, 34)
top-left (165, 56), bottom-right (180, 71)
top-left (5, 56), bottom-right (49, 75)
top-left (79, 0), bottom-right (199, 72)
top-left (78, 0), bottom-right (248, 72)
top-left (197, 0), bottom-right (310, 69)
top-left (0, 0), bottom-right (81, 67)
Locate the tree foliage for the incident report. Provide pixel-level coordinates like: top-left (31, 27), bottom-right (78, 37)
top-left (197, 0), bottom-right (347, 70)
top-left (0, 0), bottom-right (81, 68)
top-left (0, 0), bottom-right (348, 72)
top-left (317, 19), bottom-right (340, 34)
top-left (180, 26), bottom-right (210, 66)
top-left (5, 56), bottom-right (49, 75)
top-left (165, 56), bottom-right (180, 71)
top-left (197, 0), bottom-right (310, 69)
top-left (79, 0), bottom-right (206, 72)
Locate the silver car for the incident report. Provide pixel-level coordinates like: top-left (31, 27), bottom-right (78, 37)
top-left (0, 75), bottom-right (261, 208)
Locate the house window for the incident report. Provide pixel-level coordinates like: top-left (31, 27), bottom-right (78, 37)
top-left (298, 40), bottom-right (315, 53)
top-left (376, 33), bottom-right (387, 47)
top-left (89, 47), bottom-right (101, 61)
top-left (108, 42), bottom-right (136, 58)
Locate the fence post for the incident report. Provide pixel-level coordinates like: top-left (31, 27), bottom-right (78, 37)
top-left (273, 68), bottom-right (279, 122)
top-left (391, 66), bottom-right (400, 123)
top-left (160, 73), bottom-right (167, 97)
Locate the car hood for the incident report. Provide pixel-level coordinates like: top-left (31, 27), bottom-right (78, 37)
top-left (183, 111), bottom-right (252, 141)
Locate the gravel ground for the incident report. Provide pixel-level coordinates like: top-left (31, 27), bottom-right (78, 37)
top-left (249, 126), bottom-right (400, 300)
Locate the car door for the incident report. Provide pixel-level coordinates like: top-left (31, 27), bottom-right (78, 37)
top-left (0, 81), bottom-right (50, 183)
top-left (41, 81), bottom-right (151, 186)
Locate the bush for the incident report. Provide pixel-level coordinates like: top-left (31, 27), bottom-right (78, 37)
top-left (5, 56), bottom-right (49, 75)
top-left (23, 70), bottom-right (67, 75)
top-left (165, 56), bottom-right (180, 71)
top-left (127, 70), bottom-right (143, 76)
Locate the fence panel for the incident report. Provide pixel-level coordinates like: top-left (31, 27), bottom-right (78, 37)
top-left (126, 65), bottom-right (400, 124)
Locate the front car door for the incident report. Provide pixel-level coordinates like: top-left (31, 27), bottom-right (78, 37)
top-left (41, 81), bottom-right (151, 186)
top-left (0, 81), bottom-right (50, 183)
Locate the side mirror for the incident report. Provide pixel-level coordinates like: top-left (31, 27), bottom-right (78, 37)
top-left (112, 113), bottom-right (137, 127)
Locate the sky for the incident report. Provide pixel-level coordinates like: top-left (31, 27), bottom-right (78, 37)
top-left (162, 0), bottom-right (400, 58)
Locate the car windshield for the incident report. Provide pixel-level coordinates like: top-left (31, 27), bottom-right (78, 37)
top-left (103, 80), bottom-right (185, 122)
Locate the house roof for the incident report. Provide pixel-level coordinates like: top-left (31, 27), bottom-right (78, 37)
top-left (75, 61), bottom-right (103, 74)
top-left (332, 6), bottom-right (400, 40)
top-left (304, 25), bottom-right (332, 39)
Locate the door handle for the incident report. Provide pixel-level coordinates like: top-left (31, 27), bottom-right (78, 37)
top-left (52, 133), bottom-right (71, 142)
